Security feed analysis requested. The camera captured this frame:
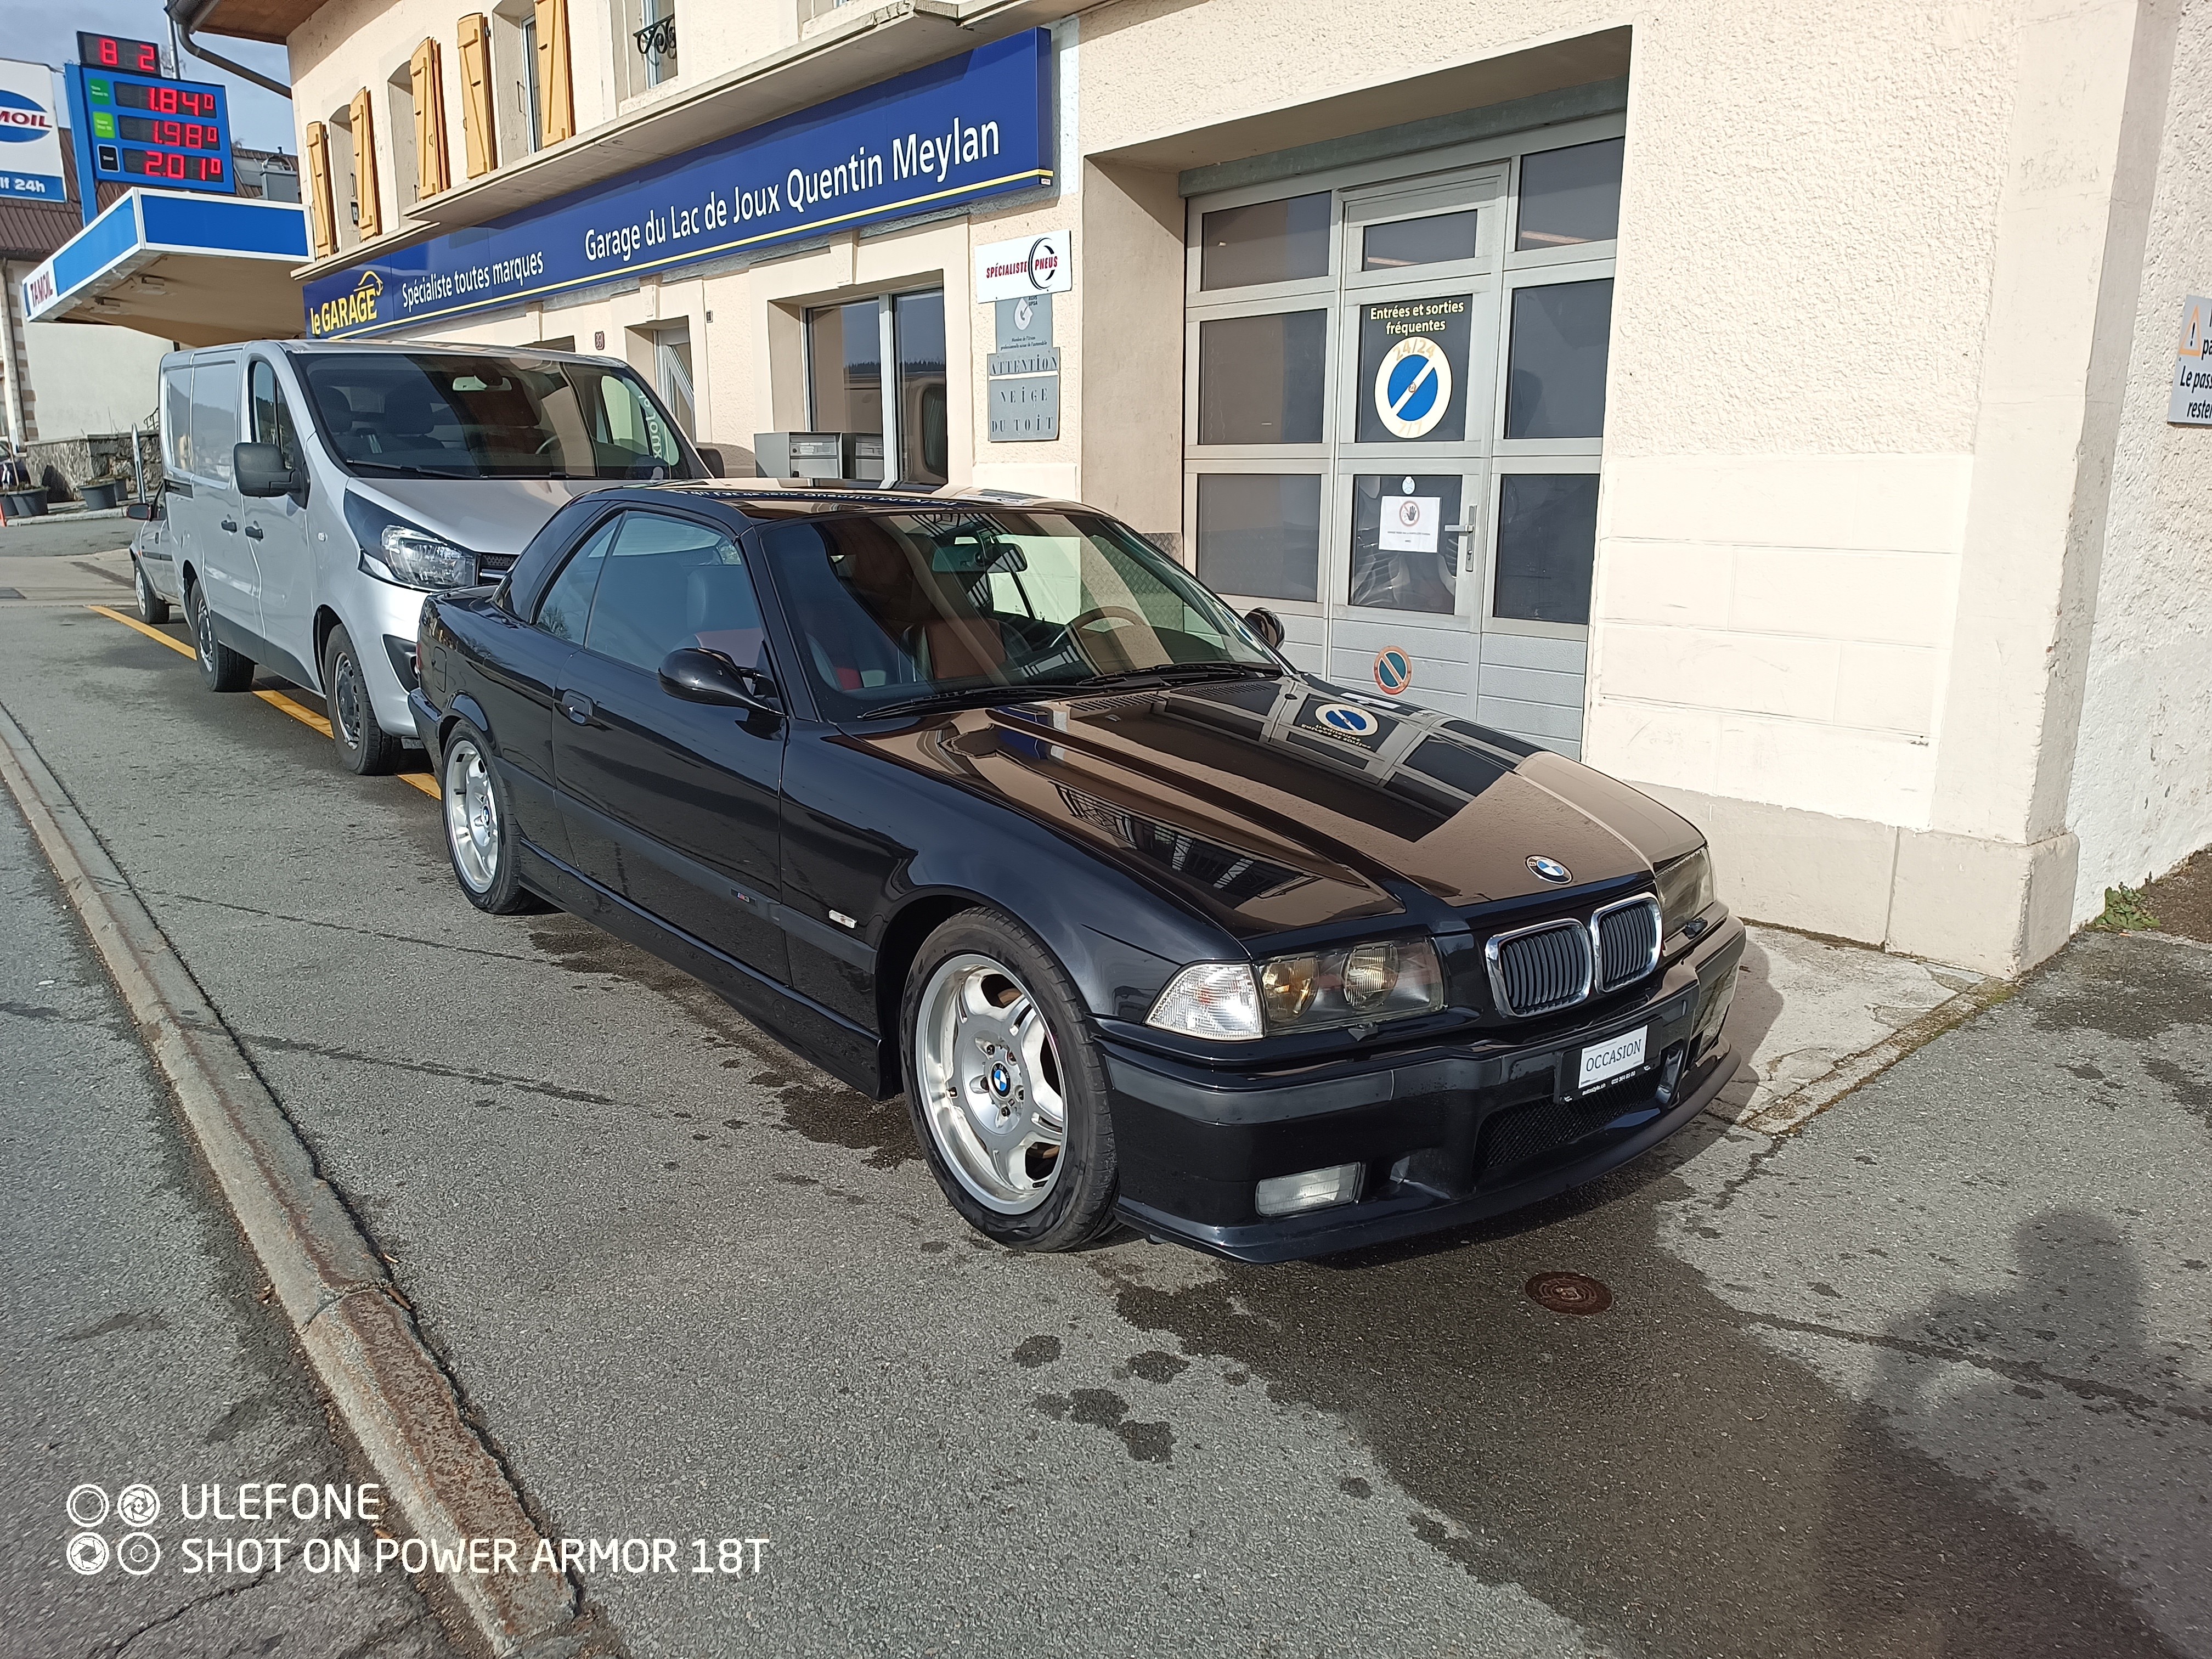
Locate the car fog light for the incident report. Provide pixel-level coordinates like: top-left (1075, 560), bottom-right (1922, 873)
top-left (1255, 1163), bottom-right (1363, 1218)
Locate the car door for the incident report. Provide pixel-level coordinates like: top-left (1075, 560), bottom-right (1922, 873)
top-left (552, 507), bottom-right (788, 979)
top-left (243, 356), bottom-right (317, 685)
top-left (182, 352), bottom-right (258, 638)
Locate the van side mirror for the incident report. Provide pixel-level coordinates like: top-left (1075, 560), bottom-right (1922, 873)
top-left (126, 499), bottom-right (161, 521)
top-left (659, 647), bottom-right (779, 714)
top-left (694, 445), bottom-right (727, 478)
top-left (1243, 607), bottom-right (1286, 650)
top-left (234, 442), bottom-right (301, 499)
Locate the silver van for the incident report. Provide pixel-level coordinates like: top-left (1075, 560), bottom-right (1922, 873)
top-left (140, 341), bottom-right (712, 772)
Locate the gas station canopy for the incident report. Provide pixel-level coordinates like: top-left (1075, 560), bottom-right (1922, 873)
top-left (20, 189), bottom-right (307, 347)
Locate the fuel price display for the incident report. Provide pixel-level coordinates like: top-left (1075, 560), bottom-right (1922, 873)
top-left (67, 63), bottom-right (236, 195)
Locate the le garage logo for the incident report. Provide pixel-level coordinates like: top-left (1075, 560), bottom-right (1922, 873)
top-left (0, 89), bottom-right (55, 141)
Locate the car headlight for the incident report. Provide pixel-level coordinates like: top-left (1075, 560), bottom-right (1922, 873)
top-left (344, 493), bottom-right (479, 589)
top-left (1656, 847), bottom-right (1716, 938)
top-left (1147, 938), bottom-right (1444, 1041)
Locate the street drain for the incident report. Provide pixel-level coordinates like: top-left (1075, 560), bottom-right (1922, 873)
top-left (1526, 1272), bottom-right (1612, 1316)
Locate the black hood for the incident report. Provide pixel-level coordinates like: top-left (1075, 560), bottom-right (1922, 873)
top-left (843, 676), bottom-right (1705, 939)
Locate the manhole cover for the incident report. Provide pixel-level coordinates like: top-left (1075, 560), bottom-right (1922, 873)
top-left (1526, 1272), bottom-right (1612, 1316)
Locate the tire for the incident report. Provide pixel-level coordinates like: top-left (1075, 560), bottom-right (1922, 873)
top-left (439, 720), bottom-right (537, 914)
top-left (187, 577), bottom-right (253, 692)
top-left (901, 909), bottom-right (1121, 1252)
top-left (133, 557), bottom-right (170, 624)
top-left (323, 624), bottom-right (402, 776)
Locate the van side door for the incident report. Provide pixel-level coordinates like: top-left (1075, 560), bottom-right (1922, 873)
top-left (182, 353), bottom-right (258, 643)
top-left (242, 357), bottom-right (318, 686)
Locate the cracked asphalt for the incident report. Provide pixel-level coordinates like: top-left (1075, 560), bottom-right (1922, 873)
top-left (2, 600), bottom-right (2208, 1658)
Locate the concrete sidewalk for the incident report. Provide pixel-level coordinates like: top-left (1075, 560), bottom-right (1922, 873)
top-left (1718, 924), bottom-right (1997, 1133)
top-left (0, 509), bottom-right (137, 607)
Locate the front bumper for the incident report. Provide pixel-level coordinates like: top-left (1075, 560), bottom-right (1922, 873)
top-left (1105, 915), bottom-right (1746, 1262)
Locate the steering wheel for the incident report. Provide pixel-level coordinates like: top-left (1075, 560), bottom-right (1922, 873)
top-left (1066, 606), bottom-right (1149, 636)
top-left (534, 434), bottom-right (562, 456)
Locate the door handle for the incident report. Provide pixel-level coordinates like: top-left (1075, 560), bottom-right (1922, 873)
top-left (558, 690), bottom-right (595, 725)
top-left (1444, 520), bottom-right (1481, 573)
top-left (220, 518), bottom-right (239, 533)
top-left (243, 523), bottom-right (264, 540)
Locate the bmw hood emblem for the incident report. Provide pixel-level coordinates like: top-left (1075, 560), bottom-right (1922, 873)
top-left (1527, 855), bottom-right (1572, 884)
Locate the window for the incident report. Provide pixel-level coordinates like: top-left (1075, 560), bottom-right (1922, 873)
top-left (1349, 472), bottom-right (1460, 613)
top-left (1199, 193), bottom-right (1330, 290)
top-left (582, 513), bottom-right (759, 674)
top-left (249, 360), bottom-right (302, 472)
top-left (1193, 474), bottom-right (1321, 603)
top-left (536, 517), bottom-right (616, 642)
top-left (388, 66), bottom-right (419, 212)
top-left (1504, 278), bottom-right (1613, 439)
top-left (806, 286), bottom-right (946, 484)
top-left (1493, 474), bottom-right (1598, 624)
top-left (186, 358), bottom-right (240, 486)
top-left (760, 509), bottom-right (1273, 716)
top-left (324, 109), bottom-right (362, 249)
top-left (1362, 210), bottom-right (1479, 272)
top-left (614, 0), bottom-right (676, 100)
top-left (162, 366), bottom-right (194, 475)
top-left (297, 352), bottom-right (690, 479)
top-left (1198, 312), bottom-right (1328, 445)
top-left (1515, 139), bottom-right (1623, 250)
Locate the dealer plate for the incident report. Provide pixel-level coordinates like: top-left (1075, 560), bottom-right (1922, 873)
top-left (1575, 1025), bottom-right (1649, 1092)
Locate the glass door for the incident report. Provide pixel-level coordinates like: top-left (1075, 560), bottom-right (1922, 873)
top-left (1325, 169), bottom-right (1502, 703)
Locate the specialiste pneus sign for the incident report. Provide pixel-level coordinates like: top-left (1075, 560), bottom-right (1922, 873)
top-left (302, 29), bottom-right (1053, 340)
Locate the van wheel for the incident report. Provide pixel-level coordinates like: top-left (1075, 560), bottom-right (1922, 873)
top-left (187, 578), bottom-right (253, 692)
top-left (441, 721), bottom-right (537, 913)
top-left (901, 909), bottom-right (1121, 1252)
top-left (133, 557), bottom-right (170, 625)
top-left (323, 625), bottom-right (401, 776)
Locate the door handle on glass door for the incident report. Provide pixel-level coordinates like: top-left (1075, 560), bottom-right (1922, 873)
top-left (1444, 521), bottom-right (1480, 573)
top-left (558, 690), bottom-right (595, 725)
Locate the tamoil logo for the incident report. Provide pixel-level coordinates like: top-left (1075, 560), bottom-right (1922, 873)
top-left (0, 88), bottom-right (55, 143)
top-left (312, 269), bottom-right (383, 337)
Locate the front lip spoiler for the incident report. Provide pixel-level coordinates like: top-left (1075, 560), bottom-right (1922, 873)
top-left (1113, 1042), bottom-right (1740, 1264)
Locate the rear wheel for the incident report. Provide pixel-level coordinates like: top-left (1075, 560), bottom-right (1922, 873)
top-left (441, 721), bottom-right (536, 914)
top-left (323, 624), bottom-right (401, 776)
top-left (187, 578), bottom-right (253, 692)
top-left (901, 910), bottom-right (1120, 1252)
top-left (133, 557), bottom-right (170, 624)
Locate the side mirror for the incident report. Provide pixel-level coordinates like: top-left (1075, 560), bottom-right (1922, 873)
top-left (695, 445), bottom-right (727, 479)
top-left (125, 499), bottom-right (160, 521)
top-left (1243, 606), bottom-right (1285, 651)
top-left (234, 442), bottom-right (301, 499)
top-left (659, 647), bottom-right (779, 714)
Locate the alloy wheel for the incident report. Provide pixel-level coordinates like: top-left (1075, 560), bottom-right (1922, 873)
top-left (914, 952), bottom-right (1068, 1214)
top-left (443, 739), bottom-right (499, 893)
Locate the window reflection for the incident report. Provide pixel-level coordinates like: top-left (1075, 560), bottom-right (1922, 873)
top-left (1494, 474), bottom-right (1598, 624)
top-left (1505, 279), bottom-right (1613, 439)
top-left (1200, 191), bottom-right (1331, 289)
top-left (1195, 473), bottom-right (1322, 602)
top-left (1515, 138), bottom-right (1624, 250)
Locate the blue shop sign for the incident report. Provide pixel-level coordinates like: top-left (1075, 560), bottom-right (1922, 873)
top-left (303, 29), bottom-right (1052, 339)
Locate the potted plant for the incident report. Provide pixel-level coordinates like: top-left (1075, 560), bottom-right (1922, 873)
top-left (0, 444), bottom-right (43, 520)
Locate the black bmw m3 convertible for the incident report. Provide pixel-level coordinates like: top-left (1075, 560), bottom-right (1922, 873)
top-left (411, 482), bottom-right (1744, 1262)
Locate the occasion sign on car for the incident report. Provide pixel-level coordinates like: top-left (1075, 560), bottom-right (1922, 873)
top-left (0, 58), bottom-right (68, 203)
top-left (303, 29), bottom-right (1053, 341)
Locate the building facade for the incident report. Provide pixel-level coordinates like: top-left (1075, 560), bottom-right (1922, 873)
top-left (189, 0), bottom-right (2212, 975)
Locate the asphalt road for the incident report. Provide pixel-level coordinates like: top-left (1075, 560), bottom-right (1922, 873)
top-left (2, 599), bottom-right (2207, 1658)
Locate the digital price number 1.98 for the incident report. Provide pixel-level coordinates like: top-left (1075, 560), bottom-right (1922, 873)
top-left (82, 69), bottom-right (232, 190)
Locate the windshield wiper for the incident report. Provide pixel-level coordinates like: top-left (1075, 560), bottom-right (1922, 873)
top-left (1063, 661), bottom-right (1282, 692)
top-left (860, 684), bottom-right (1058, 720)
top-left (345, 461), bottom-right (480, 479)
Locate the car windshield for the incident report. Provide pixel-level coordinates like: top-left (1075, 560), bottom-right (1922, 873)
top-left (758, 509), bottom-right (1279, 719)
top-left (297, 352), bottom-right (692, 480)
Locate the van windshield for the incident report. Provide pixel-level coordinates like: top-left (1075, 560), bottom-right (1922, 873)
top-left (296, 352), bottom-right (693, 480)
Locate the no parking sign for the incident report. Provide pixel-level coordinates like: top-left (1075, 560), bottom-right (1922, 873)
top-left (1373, 648), bottom-right (1412, 694)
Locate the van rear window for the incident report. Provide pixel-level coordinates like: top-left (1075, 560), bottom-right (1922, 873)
top-left (297, 352), bottom-right (692, 481)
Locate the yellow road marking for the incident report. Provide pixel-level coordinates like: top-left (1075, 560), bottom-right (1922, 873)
top-left (88, 604), bottom-right (441, 799)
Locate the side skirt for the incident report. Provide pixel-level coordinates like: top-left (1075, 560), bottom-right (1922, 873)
top-left (516, 839), bottom-right (893, 1098)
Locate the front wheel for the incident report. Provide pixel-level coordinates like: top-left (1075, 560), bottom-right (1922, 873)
top-left (188, 578), bottom-right (253, 692)
top-left (133, 557), bottom-right (170, 624)
top-left (441, 721), bottom-right (537, 914)
top-left (901, 910), bottom-right (1120, 1252)
top-left (323, 624), bottom-right (402, 776)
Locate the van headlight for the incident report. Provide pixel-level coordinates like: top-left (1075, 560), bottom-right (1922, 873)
top-left (345, 493), bottom-right (479, 589)
top-left (1657, 847), bottom-right (1716, 938)
top-left (1147, 938), bottom-right (1444, 1041)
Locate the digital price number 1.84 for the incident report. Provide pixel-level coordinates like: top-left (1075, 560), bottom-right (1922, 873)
top-left (81, 70), bottom-right (232, 190)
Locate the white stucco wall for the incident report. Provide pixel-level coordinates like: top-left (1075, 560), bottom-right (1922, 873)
top-left (20, 320), bottom-right (171, 441)
top-left (2065, 0), bottom-right (2212, 916)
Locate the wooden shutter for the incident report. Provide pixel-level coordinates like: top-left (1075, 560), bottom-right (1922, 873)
top-left (456, 14), bottom-right (497, 178)
top-left (303, 122), bottom-right (336, 259)
top-left (533, 0), bottom-right (574, 144)
top-left (349, 87), bottom-right (383, 239)
top-left (411, 38), bottom-right (449, 200)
